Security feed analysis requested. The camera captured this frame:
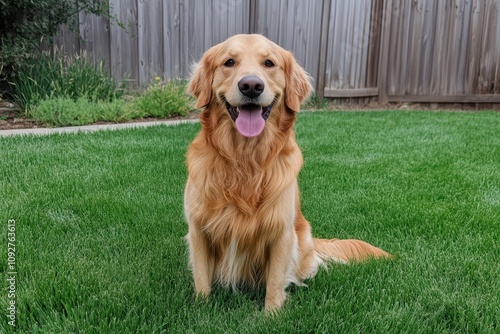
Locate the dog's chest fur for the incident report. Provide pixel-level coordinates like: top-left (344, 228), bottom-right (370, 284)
top-left (184, 134), bottom-right (302, 286)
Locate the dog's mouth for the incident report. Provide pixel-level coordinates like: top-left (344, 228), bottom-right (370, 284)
top-left (224, 101), bottom-right (273, 138)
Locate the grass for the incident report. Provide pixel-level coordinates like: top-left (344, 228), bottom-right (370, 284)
top-left (1, 111), bottom-right (499, 333)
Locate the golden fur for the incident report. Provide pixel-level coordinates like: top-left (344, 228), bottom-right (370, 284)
top-left (184, 34), bottom-right (390, 311)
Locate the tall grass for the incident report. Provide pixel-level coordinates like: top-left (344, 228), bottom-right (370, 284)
top-left (12, 49), bottom-right (123, 113)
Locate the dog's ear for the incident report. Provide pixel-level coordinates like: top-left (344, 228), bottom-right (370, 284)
top-left (187, 47), bottom-right (217, 109)
top-left (283, 51), bottom-right (313, 112)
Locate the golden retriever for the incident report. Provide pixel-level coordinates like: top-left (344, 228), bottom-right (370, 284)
top-left (184, 34), bottom-right (390, 311)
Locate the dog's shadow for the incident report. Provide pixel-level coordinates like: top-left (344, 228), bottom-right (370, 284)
top-left (193, 285), bottom-right (266, 312)
top-left (192, 282), bottom-right (316, 314)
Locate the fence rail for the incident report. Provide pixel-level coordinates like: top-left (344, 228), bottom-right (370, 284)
top-left (54, 0), bottom-right (500, 104)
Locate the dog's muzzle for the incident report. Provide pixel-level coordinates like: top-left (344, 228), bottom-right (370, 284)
top-left (223, 76), bottom-right (274, 138)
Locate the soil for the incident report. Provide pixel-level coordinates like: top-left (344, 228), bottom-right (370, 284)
top-left (0, 101), bottom-right (37, 130)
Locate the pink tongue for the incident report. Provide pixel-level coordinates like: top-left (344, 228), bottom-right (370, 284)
top-left (235, 106), bottom-right (265, 137)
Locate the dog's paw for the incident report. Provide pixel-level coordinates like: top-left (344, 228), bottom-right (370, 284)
top-left (264, 292), bottom-right (286, 312)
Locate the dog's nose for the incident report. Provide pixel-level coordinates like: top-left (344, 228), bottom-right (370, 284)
top-left (238, 76), bottom-right (265, 98)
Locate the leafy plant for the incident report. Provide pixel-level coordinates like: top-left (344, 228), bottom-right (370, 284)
top-left (98, 98), bottom-right (143, 122)
top-left (31, 97), bottom-right (143, 127)
top-left (12, 50), bottom-right (124, 113)
top-left (31, 97), bottom-right (98, 126)
top-left (130, 78), bottom-right (193, 118)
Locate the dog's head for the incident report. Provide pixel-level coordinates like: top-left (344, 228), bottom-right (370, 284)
top-left (187, 34), bottom-right (312, 138)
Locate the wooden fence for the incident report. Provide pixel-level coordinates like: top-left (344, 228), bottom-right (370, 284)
top-left (55, 0), bottom-right (500, 104)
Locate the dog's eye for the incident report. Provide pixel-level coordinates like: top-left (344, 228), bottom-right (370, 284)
top-left (224, 59), bottom-right (236, 67)
top-left (264, 60), bottom-right (275, 67)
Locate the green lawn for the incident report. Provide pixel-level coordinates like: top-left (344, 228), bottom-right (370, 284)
top-left (1, 111), bottom-right (499, 333)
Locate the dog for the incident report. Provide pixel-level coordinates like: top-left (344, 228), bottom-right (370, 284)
top-left (184, 34), bottom-right (390, 311)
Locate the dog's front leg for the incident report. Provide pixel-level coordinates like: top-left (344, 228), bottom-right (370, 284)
top-left (187, 228), bottom-right (214, 297)
top-left (264, 231), bottom-right (295, 311)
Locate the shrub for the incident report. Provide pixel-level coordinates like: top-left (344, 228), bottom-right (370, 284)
top-left (98, 99), bottom-right (145, 122)
top-left (32, 97), bottom-right (98, 126)
top-left (130, 79), bottom-right (193, 118)
top-left (32, 97), bottom-right (140, 127)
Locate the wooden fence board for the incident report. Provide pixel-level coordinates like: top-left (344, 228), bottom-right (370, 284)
top-left (163, 0), bottom-right (182, 79)
top-left (377, 0), bottom-right (393, 102)
top-left (429, 0), bottom-right (446, 96)
top-left (407, 0), bottom-right (423, 95)
top-left (366, 0), bottom-right (383, 88)
top-left (109, 0), bottom-right (139, 83)
top-left (418, 0), bottom-right (436, 95)
top-left (388, 94), bottom-right (500, 103)
top-left (479, 0), bottom-right (500, 94)
top-left (325, 87), bottom-right (378, 97)
top-left (316, 0), bottom-right (332, 98)
top-left (79, 12), bottom-right (110, 70)
top-left (52, 24), bottom-right (80, 55)
top-left (138, 0), bottom-right (164, 84)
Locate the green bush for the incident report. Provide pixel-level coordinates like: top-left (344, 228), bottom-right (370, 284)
top-left (32, 97), bottom-right (140, 127)
top-left (12, 50), bottom-right (124, 113)
top-left (131, 79), bottom-right (193, 118)
top-left (32, 97), bottom-right (98, 126)
top-left (98, 98), bottom-right (145, 122)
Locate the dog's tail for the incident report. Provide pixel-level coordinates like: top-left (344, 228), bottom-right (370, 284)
top-left (313, 238), bottom-right (391, 264)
